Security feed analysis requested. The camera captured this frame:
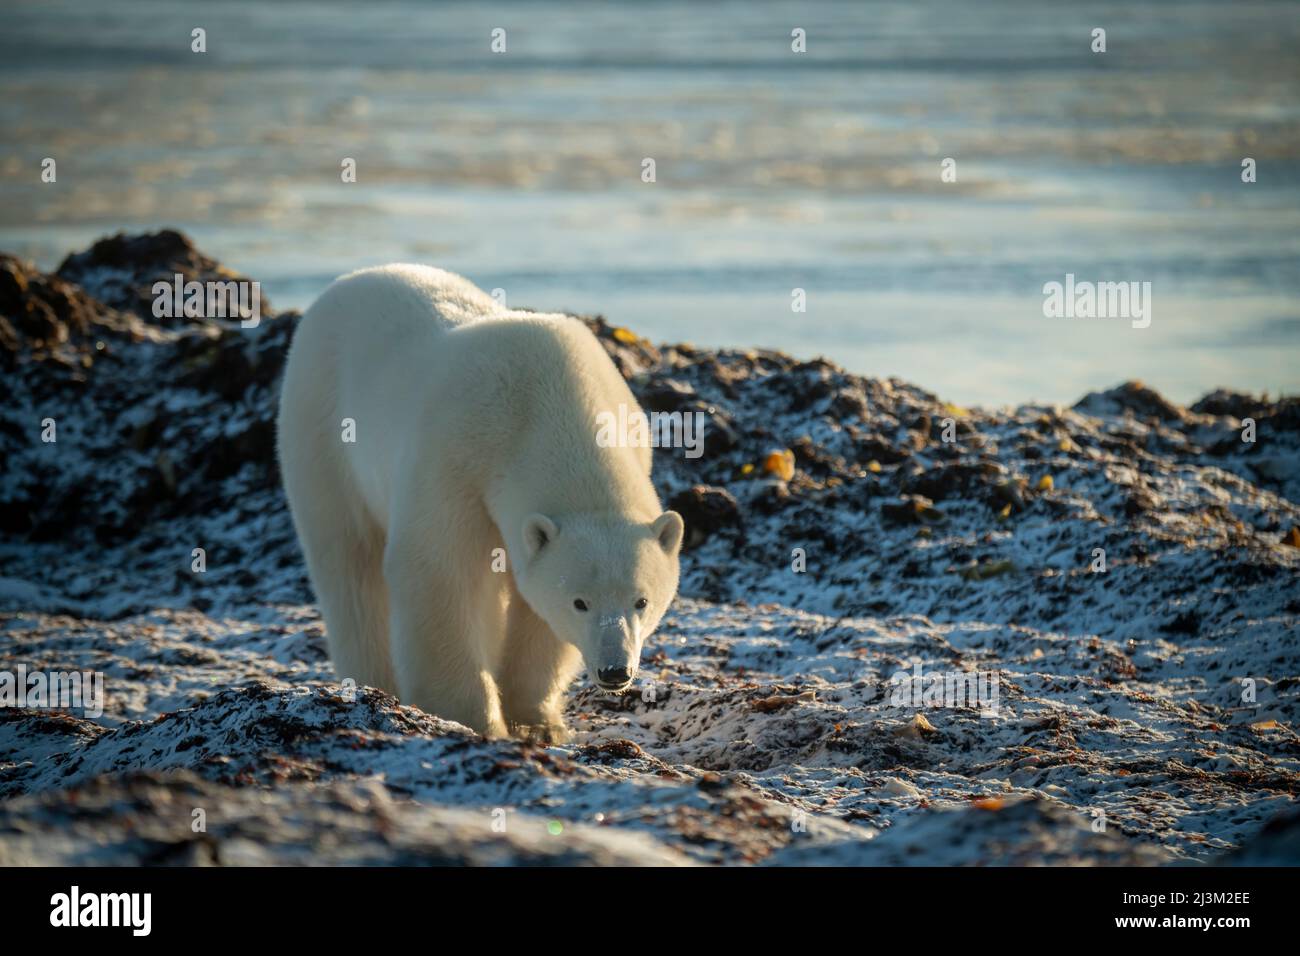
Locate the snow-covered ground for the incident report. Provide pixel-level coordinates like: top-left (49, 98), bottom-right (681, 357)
top-left (1, 232), bottom-right (1297, 865)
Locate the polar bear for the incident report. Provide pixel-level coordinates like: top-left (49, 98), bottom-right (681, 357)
top-left (276, 265), bottom-right (683, 742)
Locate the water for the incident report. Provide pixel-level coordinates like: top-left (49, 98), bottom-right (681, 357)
top-left (3, 0), bottom-right (1298, 406)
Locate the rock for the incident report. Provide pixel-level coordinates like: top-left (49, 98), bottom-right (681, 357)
top-left (584, 315), bottom-right (660, 376)
top-left (1124, 487), bottom-right (1161, 517)
top-left (874, 776), bottom-right (921, 799)
top-left (176, 317), bottom-right (297, 400)
top-left (881, 494), bottom-right (947, 526)
top-left (56, 228), bottom-right (265, 324)
top-left (1160, 610), bottom-right (1200, 636)
top-left (667, 485), bottom-right (742, 549)
top-left (697, 404), bottom-right (740, 453)
top-left (992, 478), bottom-right (1027, 513)
top-left (1221, 808), bottom-right (1300, 865)
top-left (751, 480), bottom-right (795, 514)
top-left (852, 432), bottom-right (910, 466)
top-left (0, 254), bottom-right (117, 360)
top-left (640, 378), bottom-right (697, 413)
top-left (958, 559), bottom-right (1016, 581)
top-left (902, 460), bottom-right (1007, 503)
top-left (1074, 380), bottom-right (1186, 422)
top-left (892, 712), bottom-right (938, 739)
top-left (828, 387), bottom-right (869, 421)
top-left (1189, 389), bottom-right (1268, 419)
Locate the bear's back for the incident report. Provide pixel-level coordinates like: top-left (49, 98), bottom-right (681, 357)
top-left (315, 264), bottom-right (503, 335)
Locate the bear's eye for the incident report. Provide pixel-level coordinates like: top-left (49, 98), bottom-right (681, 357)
top-left (573, 599), bottom-right (589, 612)
top-left (635, 598), bottom-right (648, 610)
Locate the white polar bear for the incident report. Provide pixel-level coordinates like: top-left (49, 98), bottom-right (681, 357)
top-left (276, 265), bottom-right (683, 742)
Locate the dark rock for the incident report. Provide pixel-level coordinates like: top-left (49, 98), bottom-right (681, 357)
top-left (902, 460), bottom-right (1008, 503)
top-left (640, 378), bottom-right (697, 414)
top-left (205, 420), bottom-right (279, 485)
top-left (1123, 487), bottom-right (1160, 517)
top-left (992, 478), bottom-right (1027, 513)
top-left (1223, 808), bottom-right (1300, 865)
top-left (828, 387), bottom-right (869, 421)
top-left (1190, 389), bottom-right (1268, 420)
top-left (177, 318), bottom-right (296, 400)
top-left (698, 404), bottom-right (740, 454)
top-left (1074, 380), bottom-right (1185, 422)
top-left (881, 494), bottom-right (946, 526)
top-left (582, 315), bottom-right (660, 376)
top-left (667, 485), bottom-right (742, 549)
top-left (751, 480), bottom-right (795, 515)
top-left (0, 254), bottom-right (118, 362)
top-left (1160, 610), bottom-right (1200, 636)
top-left (856, 433), bottom-right (910, 465)
top-left (56, 228), bottom-right (267, 325)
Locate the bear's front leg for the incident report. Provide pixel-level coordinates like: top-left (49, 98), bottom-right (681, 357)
top-left (384, 530), bottom-right (508, 739)
top-left (497, 592), bottom-right (582, 744)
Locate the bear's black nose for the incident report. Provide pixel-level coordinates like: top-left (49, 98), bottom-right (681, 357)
top-left (597, 666), bottom-right (631, 687)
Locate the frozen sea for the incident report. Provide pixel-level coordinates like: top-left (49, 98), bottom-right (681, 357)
top-left (2, 0), bottom-right (1298, 406)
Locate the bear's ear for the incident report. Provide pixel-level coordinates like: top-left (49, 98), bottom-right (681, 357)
top-left (652, 511), bottom-right (684, 555)
top-left (522, 514), bottom-right (558, 561)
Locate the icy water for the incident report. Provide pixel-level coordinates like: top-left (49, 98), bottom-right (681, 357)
top-left (2, 0), bottom-right (1299, 406)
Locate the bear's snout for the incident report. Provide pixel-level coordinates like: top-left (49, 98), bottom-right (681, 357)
top-left (596, 665), bottom-right (633, 690)
top-left (591, 615), bottom-right (639, 690)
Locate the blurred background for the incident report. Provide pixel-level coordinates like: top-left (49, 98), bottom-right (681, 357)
top-left (1, 0), bottom-right (1297, 406)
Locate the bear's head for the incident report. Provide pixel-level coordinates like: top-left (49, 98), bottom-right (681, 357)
top-left (515, 510), bottom-right (684, 691)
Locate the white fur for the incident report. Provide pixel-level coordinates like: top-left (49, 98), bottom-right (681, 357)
top-left (276, 265), bottom-right (683, 741)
